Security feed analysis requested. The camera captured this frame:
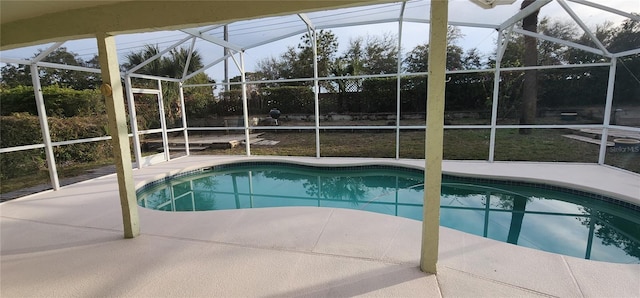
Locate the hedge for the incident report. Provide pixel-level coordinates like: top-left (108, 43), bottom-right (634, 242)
top-left (0, 113), bottom-right (112, 180)
top-left (0, 85), bottom-right (105, 117)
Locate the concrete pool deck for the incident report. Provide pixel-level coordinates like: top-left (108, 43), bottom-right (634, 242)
top-left (1, 156), bottom-right (639, 297)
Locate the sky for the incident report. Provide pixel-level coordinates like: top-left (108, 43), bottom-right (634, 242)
top-left (1, 0), bottom-right (638, 85)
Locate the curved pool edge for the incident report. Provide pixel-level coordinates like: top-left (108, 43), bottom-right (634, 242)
top-left (441, 160), bottom-right (640, 206)
top-left (134, 156), bottom-right (640, 207)
top-left (3, 156), bottom-right (639, 297)
top-left (134, 205), bottom-right (639, 297)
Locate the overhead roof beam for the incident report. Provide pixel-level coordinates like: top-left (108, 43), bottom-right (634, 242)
top-left (298, 13), bottom-right (315, 30)
top-left (126, 36), bottom-right (192, 74)
top-left (181, 28), bottom-right (244, 52)
top-left (557, 0), bottom-right (610, 56)
top-left (404, 18), bottom-right (499, 29)
top-left (37, 61), bottom-right (102, 74)
top-left (567, 0), bottom-right (640, 21)
top-left (613, 48), bottom-right (640, 58)
top-left (182, 54), bottom-right (232, 81)
top-left (0, 57), bottom-right (32, 65)
top-left (512, 27), bottom-right (606, 57)
top-left (316, 18), bottom-right (403, 30)
top-left (181, 37), bottom-right (197, 80)
top-left (32, 41), bottom-right (65, 63)
top-left (199, 24), bottom-right (226, 34)
top-left (245, 28), bottom-right (309, 50)
top-left (498, 0), bottom-right (552, 31)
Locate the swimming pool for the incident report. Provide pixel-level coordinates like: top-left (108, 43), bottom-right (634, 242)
top-left (137, 162), bottom-right (640, 264)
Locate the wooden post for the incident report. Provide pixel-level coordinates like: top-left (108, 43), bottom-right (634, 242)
top-left (420, 0), bottom-right (448, 274)
top-left (96, 33), bottom-right (140, 238)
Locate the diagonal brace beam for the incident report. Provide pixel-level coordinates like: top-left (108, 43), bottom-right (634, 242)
top-left (499, 0), bottom-right (552, 31)
top-left (181, 28), bottom-right (244, 52)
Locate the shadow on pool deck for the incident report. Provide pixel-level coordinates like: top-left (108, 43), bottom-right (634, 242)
top-left (0, 165), bottom-right (117, 202)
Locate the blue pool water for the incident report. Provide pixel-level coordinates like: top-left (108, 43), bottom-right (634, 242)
top-left (137, 162), bottom-right (640, 264)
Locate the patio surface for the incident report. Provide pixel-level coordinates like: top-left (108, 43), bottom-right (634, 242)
top-left (1, 156), bottom-right (639, 297)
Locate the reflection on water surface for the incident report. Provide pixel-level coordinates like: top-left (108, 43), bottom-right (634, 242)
top-left (137, 164), bottom-right (640, 264)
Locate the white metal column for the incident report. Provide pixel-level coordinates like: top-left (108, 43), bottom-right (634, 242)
top-left (395, 2), bottom-right (406, 160)
top-left (30, 65), bottom-right (60, 190)
top-left (157, 80), bottom-right (171, 161)
top-left (178, 82), bottom-right (190, 156)
top-left (240, 52), bottom-right (251, 156)
top-left (598, 57), bottom-right (617, 164)
top-left (489, 27), bottom-right (512, 162)
top-left (312, 29), bottom-right (321, 158)
top-left (124, 75), bottom-right (144, 169)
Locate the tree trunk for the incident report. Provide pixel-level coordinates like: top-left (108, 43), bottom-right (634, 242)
top-left (519, 0), bottom-right (538, 135)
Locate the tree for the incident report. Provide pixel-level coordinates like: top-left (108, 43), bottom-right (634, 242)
top-left (123, 44), bottom-right (205, 79)
top-left (255, 30), bottom-right (339, 90)
top-left (403, 26), bottom-right (465, 72)
top-left (123, 45), bottom-right (215, 121)
top-left (462, 48), bottom-right (485, 70)
top-left (519, 0), bottom-right (539, 135)
top-left (0, 47), bottom-right (99, 90)
top-left (608, 18), bottom-right (640, 105)
top-left (361, 33), bottom-right (399, 74)
top-left (298, 30), bottom-right (339, 82)
top-left (0, 64), bottom-right (31, 87)
top-left (329, 34), bottom-right (399, 112)
top-left (255, 56), bottom-right (286, 84)
top-left (537, 17), bottom-right (578, 65)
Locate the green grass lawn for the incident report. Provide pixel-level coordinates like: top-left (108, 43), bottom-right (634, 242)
top-left (200, 129), bottom-right (639, 171)
top-left (2, 128), bottom-right (638, 194)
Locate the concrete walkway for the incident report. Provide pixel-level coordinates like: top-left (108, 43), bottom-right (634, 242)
top-left (1, 156), bottom-right (639, 297)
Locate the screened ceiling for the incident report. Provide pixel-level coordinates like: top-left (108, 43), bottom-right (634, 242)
top-left (1, 0), bottom-right (638, 80)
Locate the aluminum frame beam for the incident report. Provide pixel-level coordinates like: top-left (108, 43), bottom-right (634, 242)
top-left (567, 0), bottom-right (640, 21)
top-left (30, 64), bottom-right (60, 190)
top-left (598, 57), bottom-right (617, 165)
top-left (557, 0), bottom-right (610, 56)
top-left (181, 28), bottom-right (244, 52)
top-left (499, 0), bottom-right (552, 31)
top-left (126, 36), bottom-right (193, 74)
top-left (511, 27), bottom-right (606, 57)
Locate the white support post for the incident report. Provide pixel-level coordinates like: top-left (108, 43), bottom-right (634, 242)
top-left (598, 57), bottom-right (617, 165)
top-left (489, 29), bottom-right (509, 162)
top-left (157, 80), bottom-right (171, 161)
top-left (178, 82), bottom-right (190, 156)
top-left (421, 0), bottom-right (448, 274)
top-left (240, 52), bottom-right (251, 156)
top-left (124, 75), bottom-right (143, 169)
top-left (30, 65), bottom-right (60, 190)
top-left (395, 2), bottom-right (406, 160)
top-left (312, 29), bottom-right (321, 158)
top-left (224, 25), bottom-right (230, 93)
top-left (96, 33), bottom-right (139, 239)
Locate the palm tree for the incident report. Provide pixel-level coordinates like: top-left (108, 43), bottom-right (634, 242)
top-left (124, 44), bottom-right (204, 79)
top-left (124, 45), bottom-right (214, 125)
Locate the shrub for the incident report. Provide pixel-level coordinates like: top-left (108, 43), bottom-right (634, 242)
top-left (0, 114), bottom-right (112, 179)
top-left (0, 85), bottom-right (105, 117)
